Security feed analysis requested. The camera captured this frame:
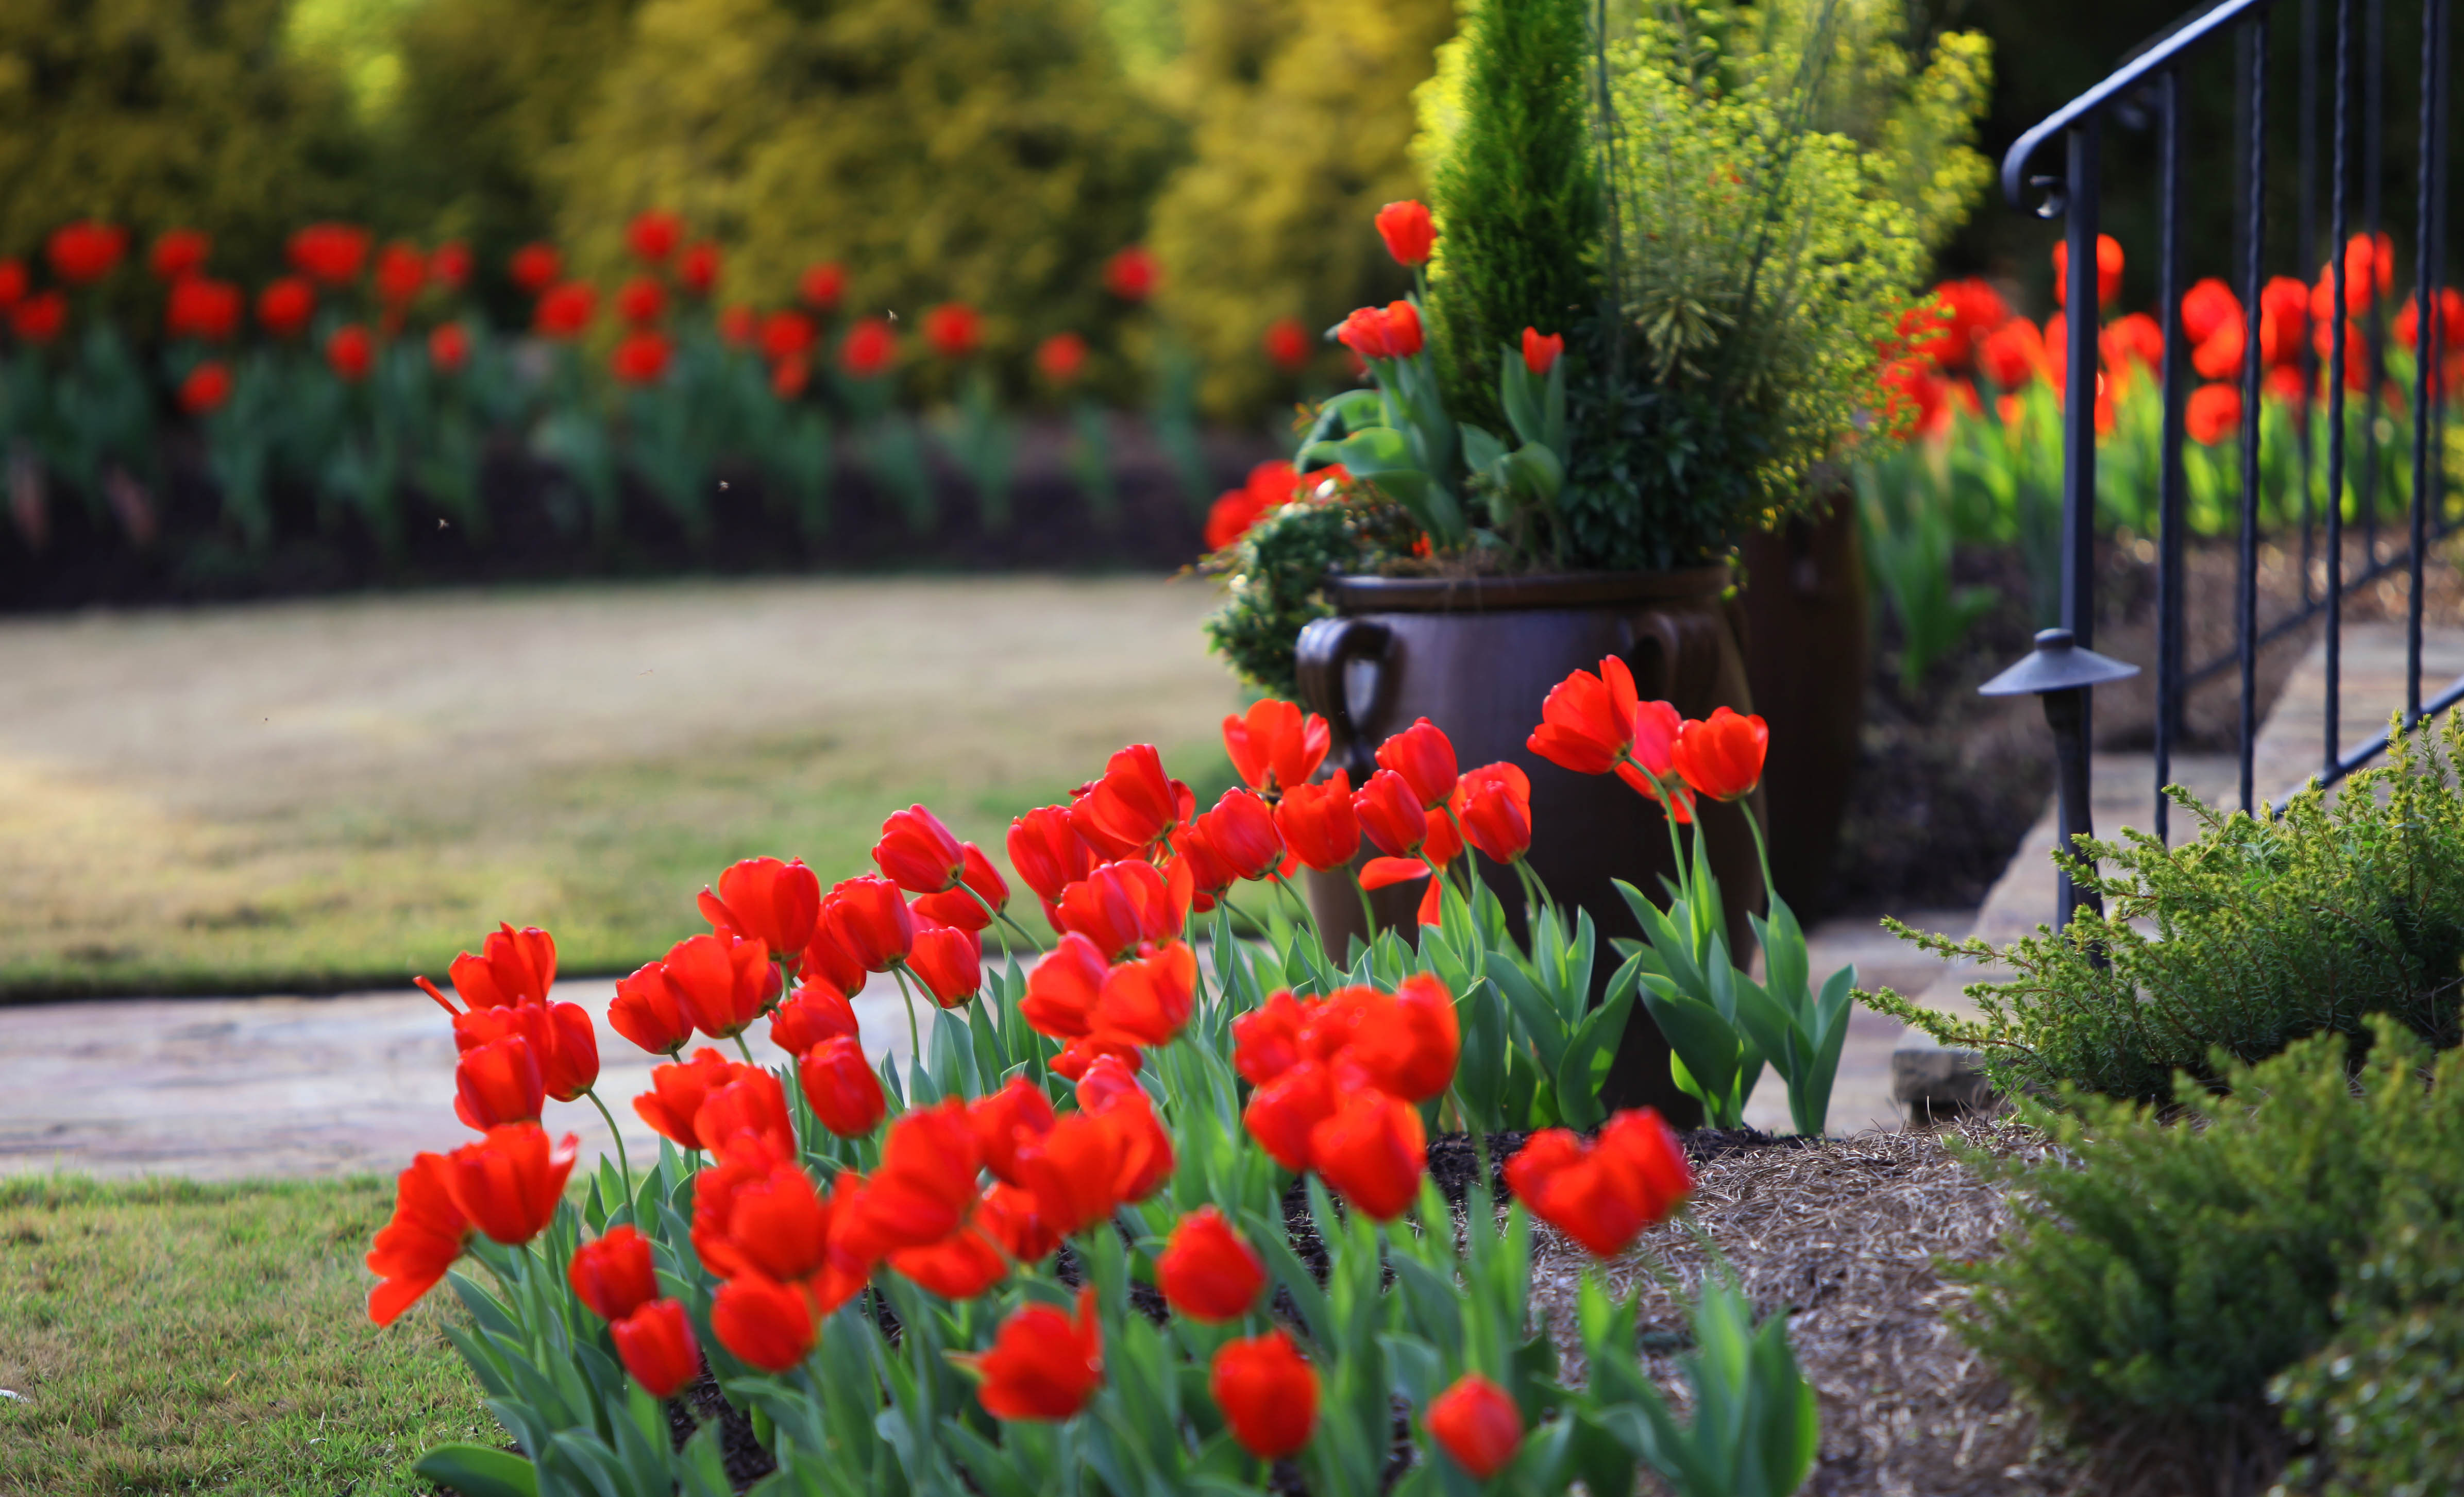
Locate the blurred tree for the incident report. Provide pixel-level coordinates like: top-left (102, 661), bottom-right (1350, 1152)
top-left (0, 0), bottom-right (370, 274)
top-left (550, 0), bottom-right (1180, 386)
top-left (1147, 0), bottom-right (1457, 418)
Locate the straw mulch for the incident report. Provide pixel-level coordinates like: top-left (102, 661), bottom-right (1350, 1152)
top-left (1525, 1119), bottom-right (2083, 1497)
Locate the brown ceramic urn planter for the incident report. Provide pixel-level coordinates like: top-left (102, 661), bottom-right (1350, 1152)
top-left (1292, 568), bottom-right (1766, 1126)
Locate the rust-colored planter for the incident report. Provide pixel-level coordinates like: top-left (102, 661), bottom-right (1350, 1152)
top-left (1292, 569), bottom-right (1764, 1125)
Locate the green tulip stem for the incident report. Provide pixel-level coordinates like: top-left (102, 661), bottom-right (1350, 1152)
top-left (583, 1086), bottom-right (634, 1205)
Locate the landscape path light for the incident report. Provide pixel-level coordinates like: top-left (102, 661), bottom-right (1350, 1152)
top-left (1980, 626), bottom-right (2139, 935)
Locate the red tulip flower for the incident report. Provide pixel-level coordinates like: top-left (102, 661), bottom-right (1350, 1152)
top-left (615, 275), bottom-right (665, 326)
top-left (442, 1123), bottom-right (578, 1246)
top-left (798, 1035), bottom-right (886, 1138)
top-left (366, 1152), bottom-right (470, 1325)
top-left (1054, 858), bottom-right (1190, 961)
top-left (1211, 1331), bottom-right (1319, 1460)
top-left (535, 282), bottom-right (597, 339)
top-left (886, 1218), bottom-right (1009, 1300)
top-left (1262, 316), bottom-right (1312, 372)
top-left (0, 259), bottom-right (22, 310)
top-left (957, 1288), bottom-right (1103, 1421)
top-left (149, 229), bottom-right (210, 282)
top-left (1427, 1374), bottom-right (1523, 1479)
top-left (2051, 233), bottom-right (2124, 309)
top-left (1012, 1111), bottom-right (1135, 1238)
top-left (1051, 1034), bottom-right (1144, 1082)
top-left (1069, 743), bottom-right (1187, 857)
top-left (166, 278), bottom-right (241, 342)
top-left (1242, 1059), bottom-right (1337, 1172)
top-left (510, 243), bottom-right (562, 296)
top-left (693, 1148), bottom-right (843, 1286)
top-left (908, 916), bottom-right (983, 1007)
top-left (1341, 973), bottom-right (1460, 1103)
top-left (800, 923), bottom-right (870, 998)
top-left (177, 362), bottom-right (232, 416)
top-left (979, 1181), bottom-right (1058, 1266)
top-left (768, 982), bottom-right (858, 1055)
top-left (1173, 821), bottom-right (1241, 899)
top-left (799, 261), bottom-right (846, 313)
top-left (699, 856), bottom-right (822, 959)
top-left (626, 210), bottom-right (685, 265)
top-left (968, 1077), bottom-right (1059, 1186)
top-left (1102, 244), bottom-right (1160, 300)
top-left (1310, 1090), bottom-right (1426, 1220)
top-left (611, 962), bottom-right (696, 1056)
top-left (1374, 200), bottom-right (1436, 267)
top-left (840, 317), bottom-right (897, 378)
top-left (822, 875), bottom-right (915, 972)
top-left (1353, 769), bottom-right (1430, 858)
top-left (1336, 300), bottom-right (1424, 361)
top-left (257, 278), bottom-right (314, 338)
top-left (47, 220), bottom-right (128, 284)
top-left (1376, 718), bottom-right (1458, 808)
top-left (1093, 939), bottom-right (1197, 1046)
top-left (611, 329), bottom-right (671, 384)
top-left (910, 842), bottom-right (1009, 931)
top-left (611, 1299), bottom-right (700, 1398)
top-left (632, 1047), bottom-right (736, 1149)
top-left (1668, 705), bottom-right (1768, 803)
top-left (376, 242), bottom-right (427, 306)
top-left (1193, 788), bottom-right (1284, 882)
top-left (429, 323), bottom-right (470, 374)
top-left (569, 1223), bottom-right (659, 1322)
top-left (2186, 383), bottom-right (2243, 445)
top-left (718, 304), bottom-right (758, 347)
top-left (1527, 654), bottom-right (1644, 776)
top-left (657, 932), bottom-right (778, 1041)
top-left (839, 1101), bottom-right (982, 1257)
top-left (924, 302), bottom-right (981, 360)
top-left (1505, 1107), bottom-right (1693, 1257)
top-left (429, 241), bottom-right (471, 290)
top-left (288, 223), bottom-right (371, 285)
top-left (327, 324), bottom-right (373, 382)
top-left (1521, 327), bottom-right (1564, 377)
top-left (451, 1001), bottom-right (597, 1104)
top-left (712, 1273), bottom-right (816, 1371)
top-left (1456, 761), bottom-right (1533, 863)
top-left (1223, 699), bottom-right (1330, 799)
top-left (1008, 805), bottom-right (1097, 911)
top-left (876, 805), bottom-right (967, 894)
top-left (1157, 1206), bottom-right (1265, 1322)
top-left (1021, 931), bottom-right (1108, 1040)
top-left (415, 923), bottom-right (559, 1014)
top-left (678, 241), bottom-right (720, 296)
top-left (1274, 771), bottom-right (1360, 872)
top-left (692, 1066), bottom-right (797, 1163)
top-left (1036, 331), bottom-right (1087, 385)
top-left (453, 1034), bottom-right (546, 1132)
top-left (10, 289), bottom-right (63, 344)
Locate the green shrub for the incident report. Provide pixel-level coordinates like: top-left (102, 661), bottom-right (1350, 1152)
top-left (1952, 1025), bottom-right (2442, 1491)
top-left (1200, 487), bottom-right (1420, 698)
top-left (1873, 712), bottom-right (2464, 1103)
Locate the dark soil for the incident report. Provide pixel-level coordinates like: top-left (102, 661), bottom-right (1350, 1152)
top-left (1, 416), bottom-right (1281, 612)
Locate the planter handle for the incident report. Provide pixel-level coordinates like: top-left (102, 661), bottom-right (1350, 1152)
top-left (1295, 615), bottom-right (1394, 783)
top-left (1620, 611), bottom-right (1690, 704)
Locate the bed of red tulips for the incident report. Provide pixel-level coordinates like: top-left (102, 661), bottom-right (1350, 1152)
top-left (369, 672), bottom-right (1830, 1497)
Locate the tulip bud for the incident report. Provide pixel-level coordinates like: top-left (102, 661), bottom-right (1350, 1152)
top-left (1427, 1374), bottom-right (1523, 1479)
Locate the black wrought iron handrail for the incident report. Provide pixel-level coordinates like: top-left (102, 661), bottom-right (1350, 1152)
top-left (1990, 0), bottom-right (2452, 931)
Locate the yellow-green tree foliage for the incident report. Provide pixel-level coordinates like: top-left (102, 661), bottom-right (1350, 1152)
top-left (1148, 0), bottom-right (1458, 417)
top-left (0, 0), bottom-right (369, 269)
top-left (549, 0), bottom-right (1179, 376)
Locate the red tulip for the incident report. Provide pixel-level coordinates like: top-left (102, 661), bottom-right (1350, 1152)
top-left (711, 1273), bottom-right (816, 1371)
top-left (1274, 771), bottom-right (1360, 872)
top-left (1211, 1331), bottom-right (1319, 1460)
top-left (611, 329), bottom-right (671, 384)
top-left (1521, 327), bottom-right (1563, 377)
top-left (822, 875), bottom-right (914, 972)
top-left (47, 220), bottom-right (128, 284)
top-left (957, 1288), bottom-right (1103, 1421)
top-left (1157, 1206), bottom-right (1264, 1322)
top-left (534, 282), bottom-right (597, 339)
top-left (978, 1180), bottom-right (1058, 1266)
top-left (1353, 769), bottom-right (1429, 858)
top-left (678, 242), bottom-right (720, 296)
top-left (924, 302), bottom-right (981, 360)
top-left (659, 932), bottom-right (779, 1041)
top-left (509, 243), bottom-right (561, 296)
top-left (327, 324), bottom-right (373, 382)
top-left (1310, 1090), bottom-right (1425, 1220)
top-left (177, 362), bottom-right (232, 416)
top-left (800, 923), bottom-right (870, 998)
top-left (288, 223), bottom-right (370, 286)
top-left (1526, 655), bottom-right (1642, 776)
top-left (1337, 301), bottom-right (1423, 361)
top-left (693, 1149), bottom-right (846, 1287)
top-left (615, 274), bottom-right (665, 326)
top-left (442, 1124), bottom-right (577, 1246)
top-left (1263, 316), bottom-right (1312, 371)
top-left (1242, 1060), bottom-right (1337, 1172)
top-left (1087, 1083), bottom-right (1173, 1204)
top-left (1193, 789), bottom-right (1284, 881)
top-left (1223, 700), bottom-right (1330, 799)
top-left (632, 1047), bottom-right (736, 1149)
top-left (1345, 973), bottom-right (1460, 1103)
top-left (693, 1066), bottom-right (797, 1163)
top-left (1374, 200), bottom-right (1436, 268)
top-left (1050, 1033), bottom-right (1144, 1082)
top-left (366, 1152), bottom-right (469, 1325)
top-left (430, 241), bottom-right (471, 290)
top-left (11, 290), bottom-right (65, 343)
top-left (2050, 233), bottom-right (2124, 309)
top-left (1012, 1110), bottom-right (1134, 1237)
top-left (1427, 1374), bottom-right (1523, 1479)
top-left (1055, 858), bottom-right (1191, 961)
top-left (453, 1035), bottom-right (544, 1131)
top-left (1376, 718), bottom-right (1458, 808)
top-left (1668, 706), bottom-right (1767, 803)
top-left (1102, 245), bottom-right (1159, 300)
top-left (1456, 761), bottom-right (1533, 863)
top-left (769, 982), bottom-right (858, 1055)
top-left (1086, 939), bottom-right (1194, 1047)
top-left (1036, 332), bottom-right (1087, 385)
top-left (887, 1218), bottom-right (1009, 1299)
top-left (627, 210), bottom-right (685, 265)
top-left (0, 259), bottom-right (22, 310)
top-left (700, 856), bottom-right (822, 959)
top-left (2187, 382), bottom-right (2244, 445)
top-left (450, 1001), bottom-right (596, 1103)
top-left (611, 963), bottom-right (696, 1057)
top-left (910, 842), bottom-right (1009, 931)
top-left (257, 278), bottom-right (314, 338)
top-left (1174, 822), bottom-right (1242, 899)
top-left (166, 278), bottom-right (241, 342)
top-left (569, 1224), bottom-right (659, 1322)
top-left (799, 261), bottom-right (846, 312)
top-left (717, 304), bottom-right (758, 347)
top-left (429, 323), bottom-right (470, 374)
top-left (1069, 744), bottom-right (1187, 858)
top-left (611, 1299), bottom-right (700, 1398)
top-left (1009, 806), bottom-right (1097, 910)
top-left (965, 1077), bottom-right (1059, 1188)
top-left (838, 1101), bottom-right (982, 1257)
top-left (1021, 932), bottom-right (1107, 1040)
top-left (840, 317), bottom-right (897, 378)
top-left (413, 923), bottom-right (559, 1014)
top-left (798, 1036), bottom-right (885, 1138)
top-left (908, 916), bottom-right (982, 1007)
top-left (1505, 1108), bottom-right (1693, 1256)
top-left (149, 229), bottom-right (210, 282)
top-left (876, 805), bottom-right (967, 893)
top-left (1230, 991), bottom-right (1308, 1085)
top-left (375, 242), bottom-right (427, 306)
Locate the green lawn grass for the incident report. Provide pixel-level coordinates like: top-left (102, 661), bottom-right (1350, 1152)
top-left (0, 1174), bottom-right (486, 1496)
